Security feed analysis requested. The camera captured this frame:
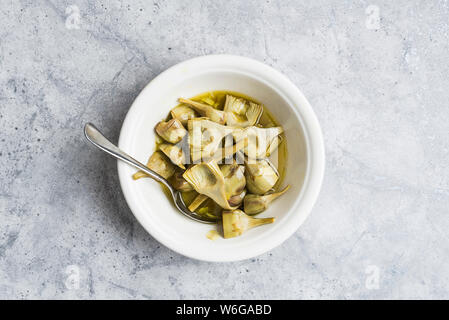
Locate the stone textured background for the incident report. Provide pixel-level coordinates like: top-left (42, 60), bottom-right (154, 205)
top-left (1, 0), bottom-right (448, 299)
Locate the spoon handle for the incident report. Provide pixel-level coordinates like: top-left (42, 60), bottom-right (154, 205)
top-left (84, 123), bottom-right (172, 190)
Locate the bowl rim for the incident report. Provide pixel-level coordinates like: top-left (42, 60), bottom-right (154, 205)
top-left (117, 54), bottom-right (325, 262)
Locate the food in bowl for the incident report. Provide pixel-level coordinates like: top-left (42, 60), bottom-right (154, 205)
top-left (132, 91), bottom-right (290, 239)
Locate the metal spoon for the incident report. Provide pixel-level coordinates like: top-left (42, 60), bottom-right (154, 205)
top-left (84, 123), bottom-right (217, 224)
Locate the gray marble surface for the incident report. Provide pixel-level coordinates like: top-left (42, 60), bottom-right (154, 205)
top-left (0, 0), bottom-right (448, 299)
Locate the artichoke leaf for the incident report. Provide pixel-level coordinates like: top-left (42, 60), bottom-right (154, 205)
top-left (179, 98), bottom-right (226, 125)
top-left (188, 194), bottom-right (208, 212)
top-left (182, 160), bottom-right (237, 210)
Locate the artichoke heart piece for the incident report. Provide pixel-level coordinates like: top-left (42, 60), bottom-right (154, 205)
top-left (132, 151), bottom-right (175, 180)
top-left (170, 105), bottom-right (196, 126)
top-left (245, 159), bottom-right (279, 195)
top-left (188, 194), bottom-right (208, 212)
top-left (228, 189), bottom-right (246, 208)
top-left (169, 168), bottom-right (193, 192)
top-left (159, 143), bottom-right (186, 169)
top-left (179, 98), bottom-right (226, 125)
top-left (233, 126), bottom-right (283, 159)
top-left (155, 118), bottom-right (187, 144)
top-left (244, 185), bottom-right (290, 215)
top-left (182, 160), bottom-right (237, 210)
top-left (222, 209), bottom-right (275, 239)
top-left (224, 95), bottom-right (263, 127)
top-left (221, 162), bottom-right (246, 207)
top-left (188, 118), bottom-right (236, 163)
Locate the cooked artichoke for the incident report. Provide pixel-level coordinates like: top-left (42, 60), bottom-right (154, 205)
top-left (182, 160), bottom-right (237, 210)
top-left (159, 143), bottom-right (186, 169)
top-left (179, 98), bottom-right (226, 125)
top-left (228, 189), bottom-right (246, 207)
top-left (188, 163), bottom-right (246, 210)
top-left (132, 151), bottom-right (175, 180)
top-left (170, 105), bottom-right (196, 125)
top-left (211, 138), bottom-right (247, 162)
top-left (222, 209), bottom-right (275, 238)
top-left (155, 118), bottom-right (187, 144)
top-left (188, 194), bottom-right (208, 212)
top-left (244, 185), bottom-right (290, 214)
top-left (221, 162), bottom-right (246, 206)
top-left (233, 126), bottom-right (283, 159)
top-left (206, 230), bottom-right (220, 240)
top-left (188, 118), bottom-right (236, 163)
top-left (245, 159), bottom-right (279, 194)
top-left (169, 168), bottom-right (193, 192)
top-left (224, 95), bottom-right (263, 127)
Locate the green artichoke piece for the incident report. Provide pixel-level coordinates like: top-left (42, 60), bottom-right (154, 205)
top-left (169, 168), bottom-right (193, 192)
top-left (188, 194), bottom-right (208, 212)
top-left (244, 185), bottom-right (290, 215)
top-left (159, 143), bottom-right (186, 169)
top-left (233, 126), bottom-right (283, 159)
top-left (188, 118), bottom-right (238, 163)
top-left (179, 98), bottom-right (226, 125)
top-left (222, 209), bottom-right (275, 239)
top-left (170, 105), bottom-right (196, 125)
top-left (132, 151), bottom-right (175, 180)
top-left (182, 160), bottom-right (237, 210)
top-left (221, 162), bottom-right (246, 206)
top-left (155, 118), bottom-right (187, 144)
top-left (224, 95), bottom-right (263, 127)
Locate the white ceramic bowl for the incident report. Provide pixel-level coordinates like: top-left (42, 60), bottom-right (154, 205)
top-left (118, 55), bottom-right (324, 262)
